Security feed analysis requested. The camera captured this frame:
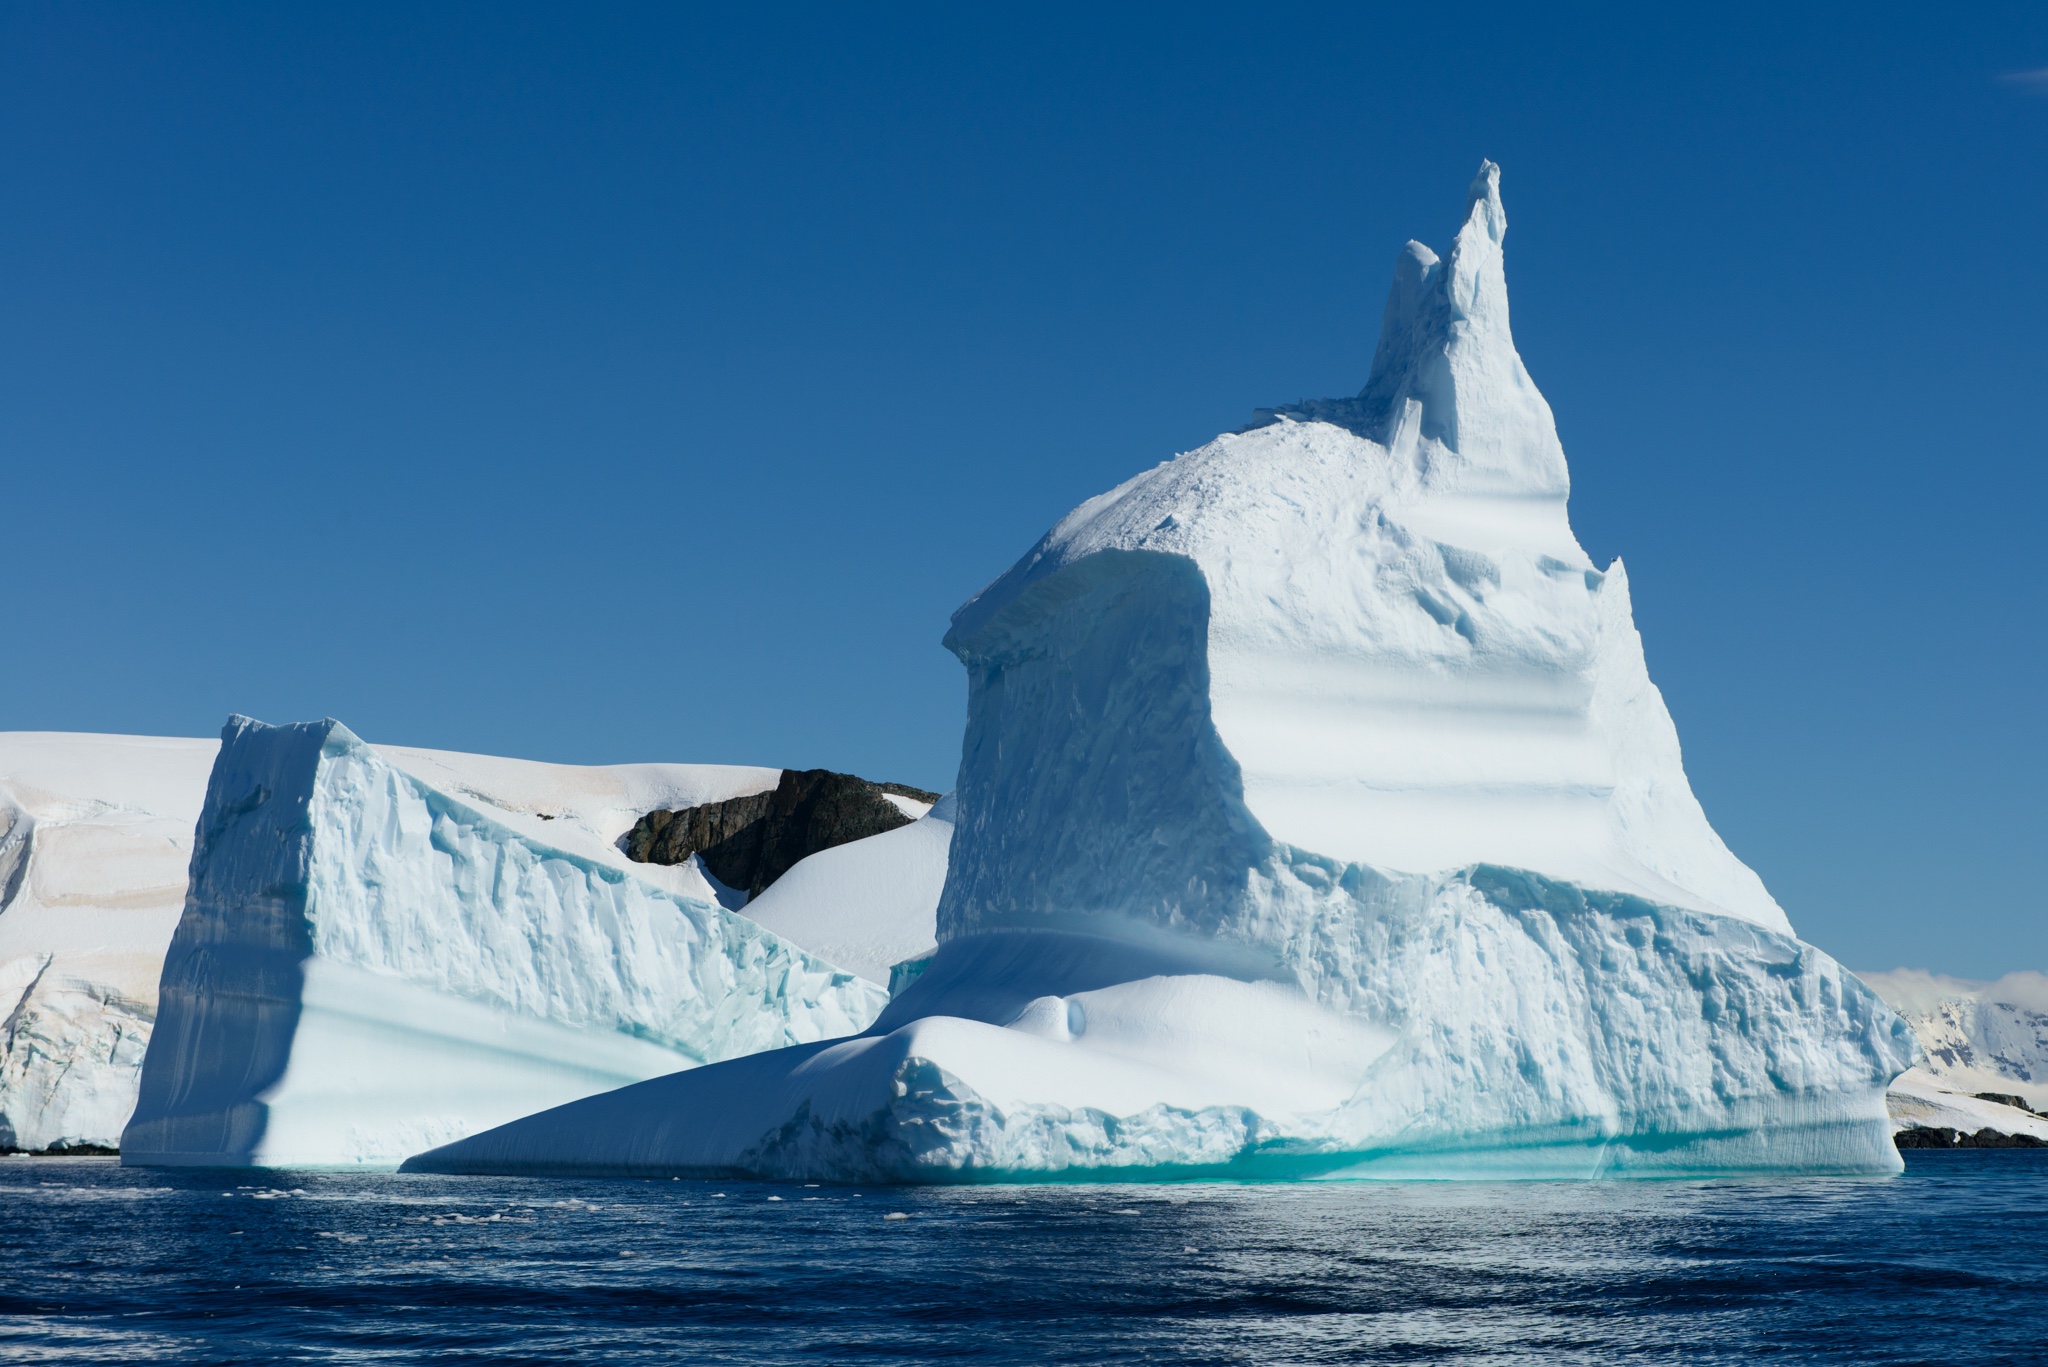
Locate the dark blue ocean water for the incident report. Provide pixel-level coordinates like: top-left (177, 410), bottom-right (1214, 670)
top-left (3, 1154), bottom-right (2044, 1364)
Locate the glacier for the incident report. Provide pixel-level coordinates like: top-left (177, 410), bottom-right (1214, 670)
top-left (120, 716), bottom-right (889, 1166)
top-left (408, 163), bottom-right (1915, 1183)
top-left (0, 733), bottom-right (216, 1151)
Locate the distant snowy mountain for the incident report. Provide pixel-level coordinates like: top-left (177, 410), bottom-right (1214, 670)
top-left (410, 164), bottom-right (1914, 1184)
top-left (1861, 968), bottom-right (2048, 1133)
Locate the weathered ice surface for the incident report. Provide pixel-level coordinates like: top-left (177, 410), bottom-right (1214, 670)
top-left (0, 729), bottom-right (789, 1152)
top-left (411, 164), bottom-right (1914, 1183)
top-left (3, 728), bottom-right (952, 1150)
top-left (122, 717), bottom-right (887, 1168)
top-left (626, 769), bottom-right (939, 897)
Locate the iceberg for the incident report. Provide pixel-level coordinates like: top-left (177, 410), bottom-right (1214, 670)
top-left (120, 717), bottom-right (889, 1166)
top-left (441, 167), bottom-right (1914, 1179)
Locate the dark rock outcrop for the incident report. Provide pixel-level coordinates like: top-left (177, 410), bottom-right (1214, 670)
top-left (624, 770), bottom-right (940, 897)
top-left (0, 1140), bottom-right (120, 1156)
top-left (626, 791), bottom-right (776, 870)
top-left (1894, 1125), bottom-right (2048, 1149)
top-left (1973, 1092), bottom-right (2040, 1114)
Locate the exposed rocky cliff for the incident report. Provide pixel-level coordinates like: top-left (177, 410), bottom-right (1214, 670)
top-left (624, 770), bottom-right (938, 898)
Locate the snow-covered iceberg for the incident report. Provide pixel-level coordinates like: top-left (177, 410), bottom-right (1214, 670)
top-left (121, 716), bottom-right (888, 1166)
top-left (409, 162), bottom-right (1910, 1180)
top-left (0, 733), bottom-right (217, 1151)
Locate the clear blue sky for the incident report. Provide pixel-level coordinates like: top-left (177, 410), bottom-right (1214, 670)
top-left (4, 4), bottom-right (2043, 976)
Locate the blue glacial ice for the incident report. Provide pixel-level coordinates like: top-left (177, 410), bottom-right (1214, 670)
top-left (404, 162), bottom-right (1917, 1181)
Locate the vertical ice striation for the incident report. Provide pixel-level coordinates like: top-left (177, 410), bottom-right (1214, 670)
top-left (406, 165), bottom-right (1914, 1182)
top-left (122, 717), bottom-right (887, 1166)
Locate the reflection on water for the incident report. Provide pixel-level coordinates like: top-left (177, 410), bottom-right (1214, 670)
top-left (2, 1154), bottom-right (2043, 1363)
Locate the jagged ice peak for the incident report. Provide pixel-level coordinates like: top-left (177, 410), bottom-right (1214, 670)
top-left (1254, 159), bottom-right (1569, 499)
top-left (947, 159), bottom-right (1790, 933)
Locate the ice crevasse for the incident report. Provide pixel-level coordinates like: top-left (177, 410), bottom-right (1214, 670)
top-left (410, 163), bottom-right (1916, 1181)
top-left (120, 717), bottom-right (888, 1166)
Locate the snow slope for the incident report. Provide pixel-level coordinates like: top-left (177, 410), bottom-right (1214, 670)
top-left (1884, 1070), bottom-right (2048, 1142)
top-left (0, 733), bottom-right (216, 1150)
top-left (120, 717), bottom-right (887, 1166)
top-left (410, 164), bottom-right (1913, 1183)
top-left (738, 793), bottom-right (953, 987)
top-left (1861, 968), bottom-right (2048, 1114)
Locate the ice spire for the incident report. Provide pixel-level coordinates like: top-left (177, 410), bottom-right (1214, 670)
top-left (1246, 163), bottom-right (1566, 494)
top-left (1352, 161), bottom-right (1569, 496)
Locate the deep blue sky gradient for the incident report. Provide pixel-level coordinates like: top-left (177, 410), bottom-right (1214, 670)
top-left (4, 4), bottom-right (2044, 975)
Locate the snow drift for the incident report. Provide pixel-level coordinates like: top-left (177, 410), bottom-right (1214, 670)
top-left (120, 717), bottom-right (888, 1166)
top-left (431, 166), bottom-right (1912, 1180)
top-left (739, 792), bottom-right (952, 987)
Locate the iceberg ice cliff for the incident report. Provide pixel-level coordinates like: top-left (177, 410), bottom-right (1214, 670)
top-left (122, 717), bottom-right (887, 1166)
top-left (410, 162), bottom-right (1910, 1180)
top-left (0, 727), bottom-right (936, 1156)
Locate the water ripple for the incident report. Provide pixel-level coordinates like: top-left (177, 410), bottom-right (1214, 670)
top-left (0, 1153), bottom-right (2042, 1363)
